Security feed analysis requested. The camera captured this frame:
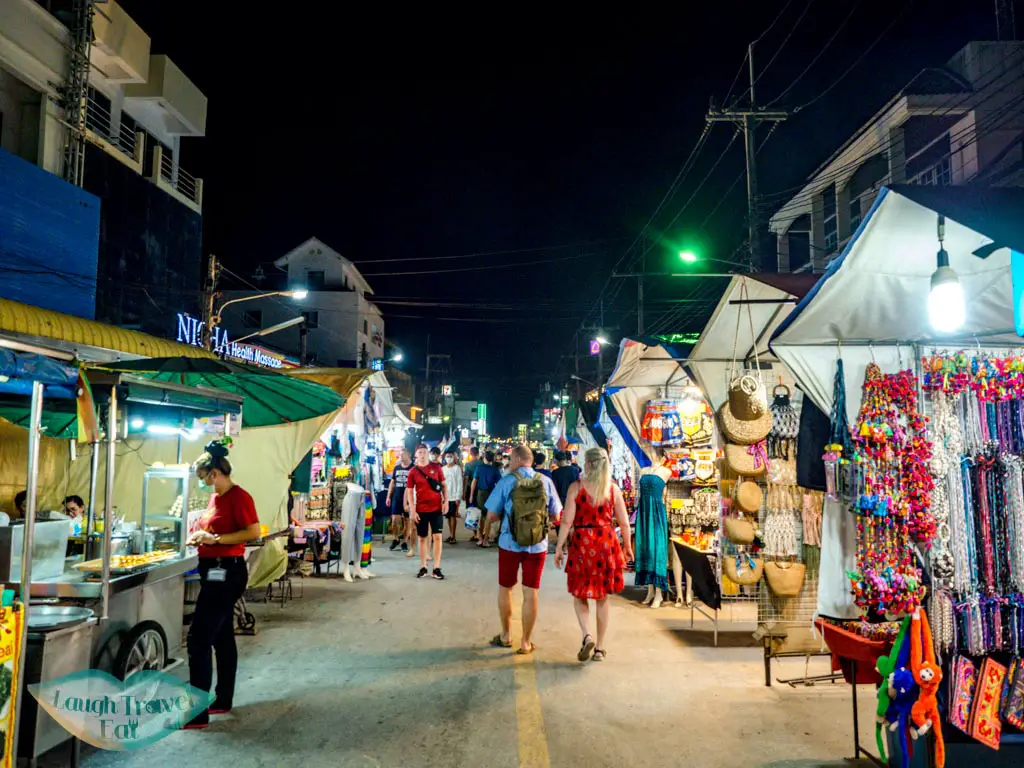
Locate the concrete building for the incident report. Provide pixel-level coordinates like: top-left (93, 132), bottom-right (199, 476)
top-left (770, 41), bottom-right (1024, 273)
top-left (220, 238), bottom-right (385, 368)
top-left (0, 0), bottom-right (208, 332)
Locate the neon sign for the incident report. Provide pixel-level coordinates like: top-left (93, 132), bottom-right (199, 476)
top-left (175, 314), bottom-right (294, 369)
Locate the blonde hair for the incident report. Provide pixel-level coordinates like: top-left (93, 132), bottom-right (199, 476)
top-left (582, 447), bottom-right (612, 502)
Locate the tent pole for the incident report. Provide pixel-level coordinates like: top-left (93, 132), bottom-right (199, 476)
top-left (12, 379), bottom-right (44, 763)
top-left (86, 439), bottom-right (100, 559)
top-left (102, 386), bottom-right (117, 621)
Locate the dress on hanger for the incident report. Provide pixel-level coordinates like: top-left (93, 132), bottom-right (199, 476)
top-left (565, 486), bottom-right (625, 600)
top-left (634, 473), bottom-right (669, 591)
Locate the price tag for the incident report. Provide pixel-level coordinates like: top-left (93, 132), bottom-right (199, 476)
top-left (671, 499), bottom-right (684, 510)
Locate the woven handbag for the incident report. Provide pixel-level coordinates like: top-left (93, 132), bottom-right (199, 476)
top-left (723, 515), bottom-right (756, 545)
top-left (764, 561), bottom-right (806, 597)
top-left (723, 554), bottom-right (763, 586)
top-left (725, 442), bottom-right (769, 477)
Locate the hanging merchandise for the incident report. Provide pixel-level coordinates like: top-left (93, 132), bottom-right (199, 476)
top-left (848, 363), bottom-right (930, 617)
top-left (677, 395), bottom-right (714, 447)
top-left (724, 441), bottom-right (769, 477)
top-left (768, 384), bottom-right (799, 459)
top-left (724, 553), bottom-right (763, 585)
top-left (764, 561), bottom-right (805, 597)
top-left (735, 480), bottom-right (763, 514)
top-left (691, 448), bottom-right (718, 486)
top-left (691, 487), bottom-right (721, 530)
top-left (724, 516), bottom-right (756, 545)
top-left (641, 399), bottom-right (685, 447)
top-left (763, 485), bottom-right (800, 558)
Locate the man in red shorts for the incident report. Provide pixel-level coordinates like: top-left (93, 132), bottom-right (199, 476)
top-left (484, 445), bottom-right (562, 654)
top-left (405, 444), bottom-right (449, 580)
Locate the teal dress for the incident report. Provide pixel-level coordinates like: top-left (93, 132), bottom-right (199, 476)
top-left (634, 473), bottom-right (669, 590)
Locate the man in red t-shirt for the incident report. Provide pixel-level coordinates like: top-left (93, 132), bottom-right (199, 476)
top-left (405, 445), bottom-right (448, 579)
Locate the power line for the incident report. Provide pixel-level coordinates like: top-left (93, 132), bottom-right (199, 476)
top-left (349, 237), bottom-right (625, 264)
top-left (793, 0), bottom-right (914, 112)
top-left (748, 0), bottom-right (817, 97)
top-left (766, 0), bottom-right (864, 108)
top-left (360, 250), bottom-right (598, 277)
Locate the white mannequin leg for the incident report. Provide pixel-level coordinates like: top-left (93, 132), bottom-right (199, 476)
top-left (670, 545), bottom-right (684, 607)
top-left (650, 588), bottom-right (663, 609)
top-left (642, 585), bottom-right (655, 605)
top-left (343, 563), bottom-right (354, 583)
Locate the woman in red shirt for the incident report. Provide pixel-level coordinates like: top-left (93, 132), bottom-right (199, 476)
top-left (184, 439), bottom-right (261, 729)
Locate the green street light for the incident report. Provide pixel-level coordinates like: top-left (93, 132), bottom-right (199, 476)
top-left (678, 251), bottom-right (698, 264)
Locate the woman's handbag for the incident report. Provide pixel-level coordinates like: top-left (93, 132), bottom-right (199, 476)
top-left (764, 561), bottom-right (806, 597)
top-left (723, 554), bottom-right (763, 586)
top-left (464, 506), bottom-right (481, 531)
top-left (725, 441), bottom-right (769, 477)
top-left (735, 481), bottom-right (763, 514)
top-left (723, 515), bottom-right (756, 545)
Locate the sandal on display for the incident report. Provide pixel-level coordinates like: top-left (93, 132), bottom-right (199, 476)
top-left (578, 634), bottom-right (596, 662)
top-left (490, 634), bottom-right (512, 648)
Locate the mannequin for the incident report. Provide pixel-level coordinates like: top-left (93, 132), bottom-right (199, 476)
top-left (340, 473), bottom-right (375, 582)
top-left (635, 464), bottom-right (672, 608)
top-left (670, 545), bottom-right (690, 607)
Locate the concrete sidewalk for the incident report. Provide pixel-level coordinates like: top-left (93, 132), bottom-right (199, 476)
top-left (45, 540), bottom-right (879, 768)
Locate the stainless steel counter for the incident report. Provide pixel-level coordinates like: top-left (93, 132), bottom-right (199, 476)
top-left (28, 554), bottom-right (198, 599)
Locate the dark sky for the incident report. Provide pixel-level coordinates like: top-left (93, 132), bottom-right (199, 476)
top-left (120, 0), bottom-right (1004, 434)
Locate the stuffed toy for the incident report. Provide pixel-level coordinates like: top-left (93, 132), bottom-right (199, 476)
top-left (875, 617), bottom-right (911, 760)
top-left (888, 666), bottom-right (918, 768)
top-left (910, 610), bottom-right (944, 768)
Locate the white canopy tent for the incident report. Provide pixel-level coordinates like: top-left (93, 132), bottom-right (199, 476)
top-left (605, 337), bottom-right (695, 466)
top-left (688, 274), bottom-right (817, 411)
top-left (771, 184), bottom-right (1024, 423)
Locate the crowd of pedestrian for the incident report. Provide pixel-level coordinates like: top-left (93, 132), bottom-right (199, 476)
top-left (381, 440), bottom-right (631, 662)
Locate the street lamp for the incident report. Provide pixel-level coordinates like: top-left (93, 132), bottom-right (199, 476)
top-left (678, 251), bottom-right (698, 263)
top-left (928, 215), bottom-right (965, 333)
top-left (390, 352), bottom-right (403, 362)
top-left (595, 336), bottom-right (610, 346)
top-left (207, 289), bottom-right (308, 350)
top-left (232, 315), bottom-right (305, 345)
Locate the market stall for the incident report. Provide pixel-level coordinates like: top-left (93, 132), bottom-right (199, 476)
top-left (688, 274), bottom-right (823, 682)
top-left (770, 184), bottom-right (1024, 765)
top-left (0, 340), bottom-right (250, 761)
top-left (603, 338), bottom-right (723, 619)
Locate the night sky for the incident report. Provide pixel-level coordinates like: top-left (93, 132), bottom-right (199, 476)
top-left (119, 0), bottom-right (1002, 434)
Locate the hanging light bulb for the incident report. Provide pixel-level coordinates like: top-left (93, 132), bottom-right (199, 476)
top-left (928, 214), bottom-right (965, 333)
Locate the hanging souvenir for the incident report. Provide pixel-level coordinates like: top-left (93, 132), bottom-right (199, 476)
top-left (641, 399), bottom-right (684, 447)
top-left (768, 384), bottom-right (799, 459)
top-left (678, 387), bottom-right (714, 446)
top-left (692, 448), bottom-right (718, 486)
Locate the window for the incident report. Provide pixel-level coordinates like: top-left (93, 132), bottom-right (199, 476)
top-left (306, 270), bottom-right (325, 290)
top-left (363, 319), bottom-right (368, 335)
top-left (909, 156), bottom-right (952, 186)
top-left (822, 186), bottom-right (838, 255)
top-left (242, 310), bottom-right (263, 329)
top-left (303, 311), bottom-right (319, 329)
top-left (849, 198), bottom-right (862, 234)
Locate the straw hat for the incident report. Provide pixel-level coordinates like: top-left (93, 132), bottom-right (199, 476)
top-left (735, 481), bottom-right (763, 513)
top-left (718, 403), bottom-right (772, 445)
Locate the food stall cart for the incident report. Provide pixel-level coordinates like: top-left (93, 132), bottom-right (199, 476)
top-left (0, 338), bottom-right (246, 762)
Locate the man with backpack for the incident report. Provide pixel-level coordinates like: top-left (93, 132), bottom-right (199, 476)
top-left (484, 445), bottom-right (562, 655)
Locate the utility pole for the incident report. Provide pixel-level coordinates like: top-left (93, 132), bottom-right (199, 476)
top-left (201, 253), bottom-right (220, 350)
top-left (707, 42), bottom-right (787, 271)
top-left (996, 0), bottom-right (1017, 40)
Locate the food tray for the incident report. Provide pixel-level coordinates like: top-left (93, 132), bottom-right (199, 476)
top-left (72, 552), bottom-right (177, 575)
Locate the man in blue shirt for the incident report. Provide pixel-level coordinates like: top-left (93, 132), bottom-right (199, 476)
top-left (470, 451), bottom-right (502, 547)
top-left (485, 445), bottom-right (562, 654)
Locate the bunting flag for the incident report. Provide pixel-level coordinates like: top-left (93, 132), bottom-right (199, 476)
top-left (360, 492), bottom-right (373, 567)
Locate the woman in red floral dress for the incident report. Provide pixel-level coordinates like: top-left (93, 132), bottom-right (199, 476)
top-left (555, 447), bottom-right (633, 662)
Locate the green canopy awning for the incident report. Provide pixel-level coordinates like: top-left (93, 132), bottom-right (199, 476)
top-left (96, 357), bottom-right (345, 428)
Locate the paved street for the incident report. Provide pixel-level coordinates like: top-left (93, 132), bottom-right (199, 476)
top-left (49, 541), bottom-right (877, 768)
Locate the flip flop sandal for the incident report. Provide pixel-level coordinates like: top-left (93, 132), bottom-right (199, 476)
top-left (577, 634), bottom-right (596, 662)
top-left (516, 644), bottom-right (537, 655)
top-left (592, 649), bottom-right (606, 662)
top-left (490, 634), bottom-right (512, 648)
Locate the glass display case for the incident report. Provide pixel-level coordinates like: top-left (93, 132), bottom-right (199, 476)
top-left (140, 465), bottom-right (206, 555)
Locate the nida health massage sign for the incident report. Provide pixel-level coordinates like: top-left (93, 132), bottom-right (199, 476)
top-left (29, 670), bottom-right (214, 750)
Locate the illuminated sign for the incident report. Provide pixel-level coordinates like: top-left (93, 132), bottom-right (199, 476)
top-left (477, 404), bottom-right (487, 420)
top-left (427, 416), bottom-right (443, 425)
top-left (589, 339), bottom-right (600, 355)
top-left (371, 358), bottom-right (384, 371)
top-left (441, 385), bottom-right (453, 396)
top-left (470, 420), bottom-right (480, 430)
top-left (175, 314), bottom-right (295, 369)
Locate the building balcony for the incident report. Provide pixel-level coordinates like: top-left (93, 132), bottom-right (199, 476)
top-left (123, 55), bottom-right (207, 138)
top-left (151, 144), bottom-right (202, 213)
top-left (84, 90), bottom-right (144, 170)
top-left (90, 0), bottom-right (150, 84)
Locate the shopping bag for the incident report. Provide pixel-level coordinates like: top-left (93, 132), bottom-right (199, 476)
top-left (465, 506), bottom-right (481, 531)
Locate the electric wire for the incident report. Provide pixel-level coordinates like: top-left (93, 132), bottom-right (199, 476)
top-left (360, 250), bottom-right (598, 277)
top-left (748, 0), bottom-right (817, 96)
top-left (766, 0), bottom-right (864, 108)
top-left (349, 237), bottom-right (625, 264)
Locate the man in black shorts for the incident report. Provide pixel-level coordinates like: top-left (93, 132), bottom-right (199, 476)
top-left (405, 445), bottom-right (448, 579)
top-left (387, 448), bottom-right (413, 552)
